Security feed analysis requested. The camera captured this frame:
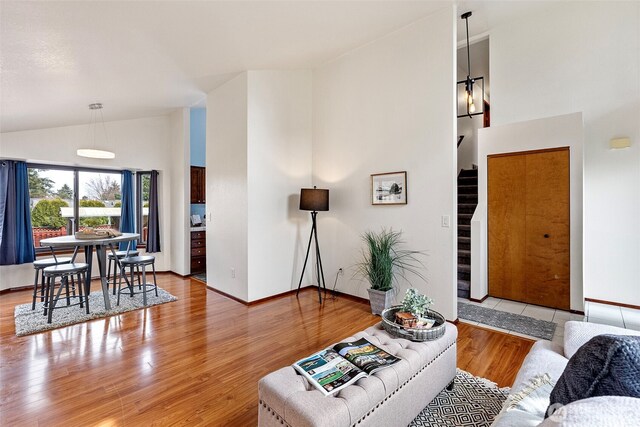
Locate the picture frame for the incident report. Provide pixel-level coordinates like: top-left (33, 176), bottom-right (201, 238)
top-left (371, 171), bottom-right (407, 205)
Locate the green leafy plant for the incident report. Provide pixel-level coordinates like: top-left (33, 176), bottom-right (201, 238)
top-left (79, 199), bottom-right (108, 227)
top-left (400, 288), bottom-right (433, 317)
top-left (31, 198), bottom-right (69, 228)
top-left (355, 228), bottom-right (426, 292)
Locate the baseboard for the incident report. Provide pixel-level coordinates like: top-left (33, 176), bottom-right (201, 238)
top-left (468, 295), bottom-right (489, 303)
top-left (585, 298), bottom-right (640, 311)
top-left (331, 289), bottom-right (371, 305)
top-left (204, 284), bottom-right (317, 306)
top-left (0, 285), bottom-right (32, 295)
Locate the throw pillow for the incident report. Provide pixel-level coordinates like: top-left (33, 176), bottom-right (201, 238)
top-left (492, 373), bottom-right (555, 426)
top-left (547, 334), bottom-right (640, 416)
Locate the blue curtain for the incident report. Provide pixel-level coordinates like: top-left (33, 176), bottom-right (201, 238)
top-left (0, 161), bottom-right (35, 265)
top-left (146, 170), bottom-right (161, 253)
top-left (119, 170), bottom-right (135, 250)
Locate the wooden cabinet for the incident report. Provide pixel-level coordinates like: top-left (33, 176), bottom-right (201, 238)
top-left (488, 148), bottom-right (570, 310)
top-left (191, 231), bottom-right (206, 274)
top-left (190, 166), bottom-right (206, 203)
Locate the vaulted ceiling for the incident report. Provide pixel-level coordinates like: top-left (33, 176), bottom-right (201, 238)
top-left (0, 1), bottom-right (553, 133)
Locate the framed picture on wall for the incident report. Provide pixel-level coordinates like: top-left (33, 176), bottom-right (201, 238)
top-left (371, 171), bottom-right (407, 205)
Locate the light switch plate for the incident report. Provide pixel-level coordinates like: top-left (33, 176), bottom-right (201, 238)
top-left (441, 215), bottom-right (450, 228)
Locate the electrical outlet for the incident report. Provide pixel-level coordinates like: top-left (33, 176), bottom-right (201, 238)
top-left (231, 268), bottom-right (235, 278)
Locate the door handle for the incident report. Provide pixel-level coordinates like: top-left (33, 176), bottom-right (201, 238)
top-left (544, 234), bottom-right (550, 238)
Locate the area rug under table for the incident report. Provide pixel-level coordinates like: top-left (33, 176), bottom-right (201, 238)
top-left (458, 302), bottom-right (557, 340)
top-left (410, 369), bottom-right (509, 427)
top-left (14, 287), bottom-right (177, 336)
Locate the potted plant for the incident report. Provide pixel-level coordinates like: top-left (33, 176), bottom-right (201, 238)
top-left (396, 288), bottom-right (435, 329)
top-left (355, 228), bottom-right (426, 315)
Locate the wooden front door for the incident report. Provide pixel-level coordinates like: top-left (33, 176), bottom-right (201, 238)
top-left (488, 148), bottom-right (570, 310)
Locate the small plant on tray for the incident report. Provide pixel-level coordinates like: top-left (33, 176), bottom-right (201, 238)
top-left (396, 288), bottom-right (435, 329)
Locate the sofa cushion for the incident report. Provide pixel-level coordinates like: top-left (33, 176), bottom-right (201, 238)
top-left (549, 334), bottom-right (640, 413)
top-left (564, 320), bottom-right (640, 359)
top-left (538, 396), bottom-right (640, 427)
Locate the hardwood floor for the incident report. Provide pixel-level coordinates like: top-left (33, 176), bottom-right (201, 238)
top-left (0, 275), bottom-right (533, 426)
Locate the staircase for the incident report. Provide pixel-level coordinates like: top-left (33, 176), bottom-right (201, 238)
top-left (457, 168), bottom-right (478, 299)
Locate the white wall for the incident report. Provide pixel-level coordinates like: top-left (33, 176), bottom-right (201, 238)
top-left (206, 71), bottom-right (313, 302)
top-left (0, 115), bottom-right (174, 290)
top-left (457, 115), bottom-right (482, 171)
top-left (490, 1), bottom-right (640, 306)
top-left (475, 113), bottom-right (584, 310)
top-left (312, 6), bottom-right (458, 320)
top-left (169, 108), bottom-right (191, 276)
top-left (247, 71), bottom-right (313, 301)
top-left (206, 73), bottom-right (249, 301)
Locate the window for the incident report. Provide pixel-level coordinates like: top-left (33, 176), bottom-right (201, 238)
top-left (28, 168), bottom-right (75, 248)
top-left (78, 171), bottom-right (122, 232)
top-left (136, 172), bottom-right (151, 244)
top-left (27, 164), bottom-right (151, 251)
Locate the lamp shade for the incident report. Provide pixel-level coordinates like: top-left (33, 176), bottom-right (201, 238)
top-left (300, 187), bottom-right (329, 211)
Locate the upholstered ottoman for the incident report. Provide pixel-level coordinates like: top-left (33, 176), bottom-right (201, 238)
top-left (258, 322), bottom-right (457, 427)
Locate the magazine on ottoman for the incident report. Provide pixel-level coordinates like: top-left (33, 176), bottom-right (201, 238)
top-left (293, 338), bottom-right (400, 396)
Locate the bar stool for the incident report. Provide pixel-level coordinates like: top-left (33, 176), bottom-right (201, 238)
top-left (31, 248), bottom-right (77, 310)
top-left (117, 255), bottom-right (158, 306)
top-left (42, 263), bottom-right (90, 324)
top-left (107, 249), bottom-right (139, 294)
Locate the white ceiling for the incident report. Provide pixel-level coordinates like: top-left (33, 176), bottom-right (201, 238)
top-left (0, 1), bottom-right (555, 133)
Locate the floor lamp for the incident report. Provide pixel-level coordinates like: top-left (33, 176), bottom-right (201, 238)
top-left (296, 186), bottom-right (329, 303)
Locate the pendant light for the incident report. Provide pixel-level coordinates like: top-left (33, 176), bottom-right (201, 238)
top-left (457, 12), bottom-right (484, 118)
top-left (77, 103), bottom-right (116, 159)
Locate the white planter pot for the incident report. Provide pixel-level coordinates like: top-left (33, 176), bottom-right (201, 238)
top-left (367, 288), bottom-right (394, 316)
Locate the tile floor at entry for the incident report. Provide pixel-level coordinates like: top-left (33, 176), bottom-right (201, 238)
top-left (458, 297), bottom-right (640, 344)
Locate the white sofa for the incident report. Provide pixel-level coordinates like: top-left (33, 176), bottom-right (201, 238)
top-left (492, 321), bottom-right (640, 427)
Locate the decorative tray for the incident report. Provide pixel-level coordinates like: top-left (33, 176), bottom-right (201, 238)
top-left (380, 305), bottom-right (446, 342)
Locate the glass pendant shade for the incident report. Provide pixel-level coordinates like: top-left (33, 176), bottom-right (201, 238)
top-left (76, 148), bottom-right (116, 159)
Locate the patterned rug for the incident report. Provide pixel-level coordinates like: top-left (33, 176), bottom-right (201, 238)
top-left (410, 369), bottom-right (509, 427)
top-left (458, 302), bottom-right (556, 340)
top-left (14, 287), bottom-right (177, 336)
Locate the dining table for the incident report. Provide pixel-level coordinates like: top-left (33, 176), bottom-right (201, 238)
top-left (39, 233), bottom-right (140, 311)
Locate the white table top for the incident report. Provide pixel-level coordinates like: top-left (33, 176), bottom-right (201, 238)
top-left (40, 233), bottom-right (140, 247)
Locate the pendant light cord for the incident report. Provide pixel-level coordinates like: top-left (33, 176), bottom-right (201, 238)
top-left (465, 15), bottom-right (471, 79)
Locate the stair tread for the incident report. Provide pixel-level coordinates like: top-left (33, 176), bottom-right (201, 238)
top-left (458, 236), bottom-right (470, 242)
top-left (458, 224), bottom-right (471, 229)
top-left (458, 264), bottom-right (471, 272)
top-left (458, 249), bottom-right (471, 255)
top-left (457, 279), bottom-right (470, 291)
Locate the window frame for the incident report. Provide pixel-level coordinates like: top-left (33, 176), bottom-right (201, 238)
top-left (136, 171), bottom-right (152, 246)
